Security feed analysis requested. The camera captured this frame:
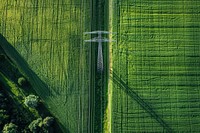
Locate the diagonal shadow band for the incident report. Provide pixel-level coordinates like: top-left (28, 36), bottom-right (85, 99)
top-left (0, 34), bottom-right (69, 133)
top-left (0, 34), bottom-right (49, 100)
top-left (110, 69), bottom-right (173, 133)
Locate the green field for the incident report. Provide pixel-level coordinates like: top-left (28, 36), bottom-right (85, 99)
top-left (110, 0), bottom-right (200, 132)
top-left (0, 0), bottom-right (91, 132)
top-left (0, 0), bottom-right (200, 132)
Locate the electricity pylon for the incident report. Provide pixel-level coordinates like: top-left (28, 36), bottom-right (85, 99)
top-left (84, 31), bottom-right (115, 73)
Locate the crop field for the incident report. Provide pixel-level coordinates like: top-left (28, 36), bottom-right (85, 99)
top-left (110, 0), bottom-right (200, 132)
top-left (0, 0), bottom-right (91, 132)
top-left (1, 0), bottom-right (200, 133)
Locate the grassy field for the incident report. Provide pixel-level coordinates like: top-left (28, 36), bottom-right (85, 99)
top-left (0, 0), bottom-right (91, 132)
top-left (111, 0), bottom-right (200, 132)
top-left (1, 0), bottom-right (200, 132)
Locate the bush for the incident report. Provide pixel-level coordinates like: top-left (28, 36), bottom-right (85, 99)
top-left (0, 110), bottom-right (9, 125)
top-left (24, 95), bottom-right (39, 108)
top-left (0, 92), bottom-right (4, 98)
top-left (43, 117), bottom-right (54, 127)
top-left (2, 123), bottom-right (18, 133)
top-left (28, 118), bottom-right (43, 133)
top-left (17, 77), bottom-right (27, 86)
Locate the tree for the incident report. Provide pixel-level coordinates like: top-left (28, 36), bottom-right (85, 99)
top-left (24, 95), bottom-right (39, 108)
top-left (17, 77), bottom-right (27, 87)
top-left (0, 92), bottom-right (4, 98)
top-left (0, 110), bottom-right (9, 125)
top-left (2, 123), bottom-right (17, 133)
top-left (28, 118), bottom-right (42, 133)
top-left (43, 117), bottom-right (54, 127)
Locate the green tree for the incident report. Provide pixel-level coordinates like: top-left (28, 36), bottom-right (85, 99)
top-left (2, 123), bottom-right (18, 133)
top-left (0, 110), bottom-right (9, 125)
top-left (17, 77), bottom-right (27, 87)
top-left (24, 95), bottom-right (39, 108)
top-left (43, 117), bottom-right (54, 127)
top-left (28, 118), bottom-right (42, 133)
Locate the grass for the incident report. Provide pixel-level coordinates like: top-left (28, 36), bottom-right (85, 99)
top-left (88, 0), bottom-right (109, 132)
top-left (111, 0), bottom-right (200, 132)
top-left (104, 0), bottom-right (114, 132)
top-left (0, 0), bottom-right (91, 132)
top-left (1, 0), bottom-right (200, 132)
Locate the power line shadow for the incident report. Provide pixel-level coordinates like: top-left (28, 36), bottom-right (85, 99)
top-left (110, 69), bottom-right (173, 133)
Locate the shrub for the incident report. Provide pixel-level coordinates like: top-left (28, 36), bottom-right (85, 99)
top-left (2, 123), bottom-right (18, 133)
top-left (0, 110), bottom-right (9, 125)
top-left (24, 95), bottom-right (39, 108)
top-left (17, 77), bottom-right (27, 86)
top-left (43, 117), bottom-right (54, 127)
top-left (28, 118), bottom-right (42, 133)
top-left (0, 92), bottom-right (4, 98)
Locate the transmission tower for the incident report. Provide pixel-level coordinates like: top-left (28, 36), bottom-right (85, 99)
top-left (84, 31), bottom-right (115, 73)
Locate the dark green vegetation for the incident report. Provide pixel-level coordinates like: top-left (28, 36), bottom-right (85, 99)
top-left (28, 117), bottom-right (54, 133)
top-left (18, 77), bottom-right (27, 87)
top-left (0, 0), bottom-right (91, 132)
top-left (0, 37), bottom-right (58, 132)
top-left (111, 0), bottom-right (200, 132)
top-left (1, 0), bottom-right (200, 132)
top-left (88, 0), bottom-right (109, 132)
top-left (2, 123), bottom-right (18, 133)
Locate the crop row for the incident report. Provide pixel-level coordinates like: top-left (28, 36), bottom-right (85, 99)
top-left (111, 0), bottom-right (200, 132)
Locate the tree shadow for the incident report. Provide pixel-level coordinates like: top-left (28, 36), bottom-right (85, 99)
top-left (0, 34), bottom-right (70, 133)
